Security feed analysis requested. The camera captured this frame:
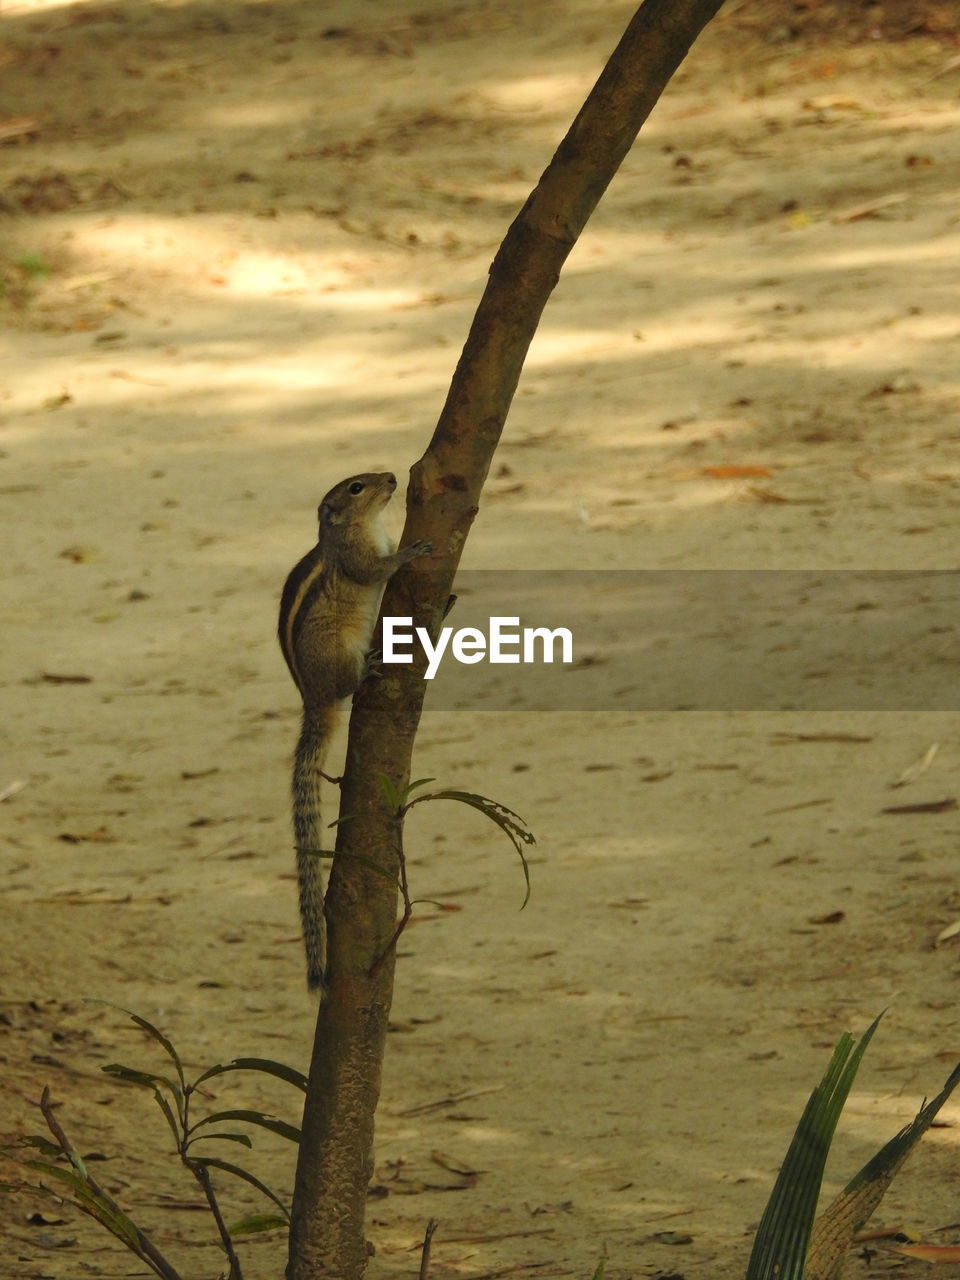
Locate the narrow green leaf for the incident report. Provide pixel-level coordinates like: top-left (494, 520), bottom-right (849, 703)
top-left (71, 1183), bottom-right (143, 1251)
top-left (190, 1109), bottom-right (301, 1144)
top-left (151, 1087), bottom-right (182, 1149)
top-left (294, 844), bottom-right (335, 858)
top-left (228, 1211), bottom-right (289, 1237)
top-left (25, 1160), bottom-right (87, 1193)
top-left (190, 1156), bottom-right (290, 1221)
top-left (326, 811), bottom-right (360, 828)
top-left (18, 1135), bottom-right (63, 1159)
top-left (847, 1060), bottom-right (960, 1192)
top-left (86, 1002), bottom-right (185, 1091)
top-left (187, 1132), bottom-right (254, 1150)
top-left (101, 1065), bottom-right (185, 1124)
top-left (380, 772), bottom-right (440, 810)
top-left (126, 1015), bottom-right (185, 1086)
top-left (745, 1014), bottom-right (882, 1280)
top-left (405, 788), bottom-right (535, 906)
top-left (101, 1064), bottom-right (182, 1100)
top-left (226, 1056), bottom-right (309, 1092)
top-left (100, 1067), bottom-right (183, 1146)
top-left (194, 1057), bottom-right (308, 1093)
top-left (378, 773), bottom-right (402, 810)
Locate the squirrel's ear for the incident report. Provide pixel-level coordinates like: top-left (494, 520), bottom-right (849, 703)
top-left (320, 501), bottom-right (342, 527)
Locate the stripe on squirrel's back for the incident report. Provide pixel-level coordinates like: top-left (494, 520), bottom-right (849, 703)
top-left (278, 544), bottom-right (326, 692)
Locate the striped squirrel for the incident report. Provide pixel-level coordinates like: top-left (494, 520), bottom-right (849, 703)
top-left (278, 472), bottom-right (432, 993)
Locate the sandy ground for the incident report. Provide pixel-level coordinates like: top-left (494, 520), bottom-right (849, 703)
top-left (3, 1), bottom-right (960, 1278)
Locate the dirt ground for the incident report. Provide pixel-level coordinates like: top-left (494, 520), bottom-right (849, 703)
top-left (3, 1), bottom-right (960, 1278)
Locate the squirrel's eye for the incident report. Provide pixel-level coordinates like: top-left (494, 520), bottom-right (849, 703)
top-left (348, 481), bottom-right (365, 495)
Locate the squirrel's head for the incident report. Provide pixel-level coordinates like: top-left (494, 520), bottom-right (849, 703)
top-left (318, 471), bottom-right (397, 531)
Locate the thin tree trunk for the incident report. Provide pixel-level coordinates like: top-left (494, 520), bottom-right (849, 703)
top-left (287, 2), bottom-right (726, 1277)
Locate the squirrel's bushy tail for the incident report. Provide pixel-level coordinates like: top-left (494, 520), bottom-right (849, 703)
top-left (292, 707), bottom-right (334, 994)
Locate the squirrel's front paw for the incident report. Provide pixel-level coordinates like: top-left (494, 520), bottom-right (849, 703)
top-left (362, 649), bottom-right (384, 681)
top-left (403, 539), bottom-right (433, 561)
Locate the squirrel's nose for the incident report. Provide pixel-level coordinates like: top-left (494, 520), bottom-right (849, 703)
top-left (385, 473), bottom-right (397, 488)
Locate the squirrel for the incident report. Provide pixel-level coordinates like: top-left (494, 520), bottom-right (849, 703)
top-left (278, 472), bottom-right (432, 994)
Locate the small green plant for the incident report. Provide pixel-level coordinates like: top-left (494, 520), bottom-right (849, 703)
top-left (4, 1005), bottom-right (306, 1280)
top-left (746, 1014), bottom-right (960, 1280)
